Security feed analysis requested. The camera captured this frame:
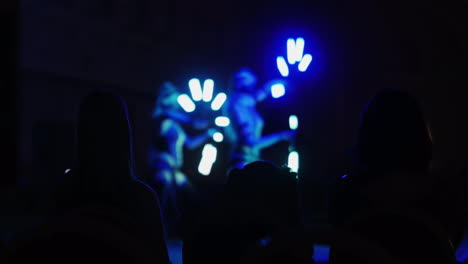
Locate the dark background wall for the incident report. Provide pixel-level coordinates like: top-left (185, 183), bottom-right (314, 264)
top-left (17, 0), bottom-right (468, 221)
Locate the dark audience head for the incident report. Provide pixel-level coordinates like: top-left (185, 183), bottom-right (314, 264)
top-left (226, 161), bottom-right (301, 229)
top-left (77, 91), bottom-right (136, 183)
top-left (357, 89), bottom-right (432, 175)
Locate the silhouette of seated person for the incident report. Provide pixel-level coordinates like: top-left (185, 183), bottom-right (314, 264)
top-left (328, 89), bottom-right (460, 263)
top-left (182, 161), bottom-right (303, 264)
top-left (225, 68), bottom-right (295, 169)
top-left (14, 91), bottom-right (170, 263)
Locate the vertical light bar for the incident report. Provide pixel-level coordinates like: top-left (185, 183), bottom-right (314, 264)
top-left (198, 144), bottom-right (218, 176)
top-left (298, 54), bottom-right (313, 72)
top-left (288, 151), bottom-right (299, 173)
top-left (295, 38), bottom-right (305, 62)
top-left (287, 38), bottom-right (297, 64)
top-left (177, 94), bottom-right (196, 112)
top-left (215, 116), bottom-right (230, 127)
top-left (271, 83), bottom-right (286, 98)
top-left (289, 115), bottom-right (298, 130)
top-left (202, 79), bottom-right (214, 102)
top-left (211, 93), bottom-right (227, 111)
top-left (188, 78), bottom-right (203, 101)
top-left (276, 56), bottom-right (289, 77)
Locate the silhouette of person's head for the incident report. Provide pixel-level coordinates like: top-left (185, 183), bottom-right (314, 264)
top-left (77, 91), bottom-right (135, 184)
top-left (226, 161), bottom-right (300, 229)
top-left (357, 90), bottom-right (432, 175)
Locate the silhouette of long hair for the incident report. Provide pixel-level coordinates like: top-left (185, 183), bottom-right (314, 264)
top-left (357, 89), bottom-right (432, 174)
top-left (76, 91), bottom-right (137, 190)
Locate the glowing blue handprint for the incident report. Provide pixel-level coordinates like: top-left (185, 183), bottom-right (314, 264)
top-left (276, 37), bottom-right (313, 77)
top-left (176, 78), bottom-right (229, 176)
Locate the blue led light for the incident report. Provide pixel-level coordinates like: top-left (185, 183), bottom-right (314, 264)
top-left (177, 94), bottom-right (196, 112)
top-left (298, 54), bottom-right (312, 72)
top-left (295, 38), bottom-right (305, 63)
top-left (289, 115), bottom-right (298, 130)
top-left (276, 56), bottom-right (289, 77)
top-left (288, 151), bottom-right (299, 173)
top-left (188, 78), bottom-right (203, 101)
top-left (287, 38), bottom-right (297, 64)
top-left (211, 93), bottom-right (227, 111)
top-left (198, 144), bottom-right (217, 175)
top-left (215, 116), bottom-right (230, 127)
top-left (202, 79), bottom-right (214, 102)
top-left (271, 83), bottom-right (286, 98)
top-left (213, 132), bottom-right (224, 142)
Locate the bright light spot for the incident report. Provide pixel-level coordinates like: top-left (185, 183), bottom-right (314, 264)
top-left (177, 94), bottom-right (196, 112)
top-left (213, 132), bottom-right (224, 142)
top-left (215, 116), bottom-right (230, 127)
top-left (276, 56), bottom-right (289, 77)
top-left (288, 151), bottom-right (299, 173)
top-left (342, 174), bottom-right (348, 179)
top-left (298, 54), bottom-right (313, 72)
top-left (198, 144), bottom-right (217, 176)
top-left (202, 79), bottom-right (214, 102)
top-left (188, 78), bottom-right (203, 101)
top-left (295, 38), bottom-right (305, 62)
top-left (289, 115), bottom-right (298, 130)
top-left (211, 93), bottom-right (227, 111)
top-left (175, 171), bottom-right (187, 186)
top-left (271, 83), bottom-right (286, 98)
top-left (287, 38), bottom-right (297, 64)
top-left (64, 168), bottom-right (71, 174)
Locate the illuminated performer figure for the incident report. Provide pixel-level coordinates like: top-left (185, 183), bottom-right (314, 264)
top-left (150, 81), bottom-right (215, 235)
top-left (225, 68), bottom-right (296, 169)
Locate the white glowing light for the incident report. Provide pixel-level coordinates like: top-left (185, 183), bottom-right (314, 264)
top-left (288, 151), bottom-right (299, 173)
top-left (298, 54), bottom-right (312, 72)
top-left (215, 116), bottom-right (230, 127)
top-left (188, 78), bottom-right (203, 101)
top-left (271, 83), bottom-right (286, 98)
top-left (276, 56), bottom-right (289, 77)
top-left (64, 168), bottom-right (71, 174)
top-left (177, 94), bottom-right (196, 112)
top-left (211, 93), bottom-right (227, 111)
top-left (213, 132), bottom-right (224, 142)
top-left (287, 38), bottom-right (297, 64)
top-left (198, 144), bottom-right (218, 176)
top-left (202, 79), bottom-right (214, 102)
top-left (289, 115), bottom-right (298, 130)
top-left (295, 38), bottom-right (305, 62)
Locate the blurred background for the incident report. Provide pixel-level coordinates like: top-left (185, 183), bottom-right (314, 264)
top-left (2, 0), bottom-right (467, 235)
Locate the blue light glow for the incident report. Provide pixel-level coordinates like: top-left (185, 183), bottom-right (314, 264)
top-left (287, 38), bottom-right (297, 64)
top-left (213, 132), bottom-right (224, 142)
top-left (188, 78), bottom-right (203, 101)
top-left (177, 94), bottom-right (196, 112)
top-left (289, 115), bottom-right (298, 130)
top-left (202, 79), bottom-right (214, 102)
top-left (215, 116), bottom-right (230, 127)
top-left (298, 54), bottom-right (312, 72)
top-left (198, 144), bottom-right (217, 176)
top-left (271, 83), bottom-right (286, 98)
top-left (211, 93), bottom-right (227, 111)
top-left (288, 151), bottom-right (299, 173)
top-left (295, 38), bottom-right (305, 62)
top-left (276, 56), bottom-right (289, 77)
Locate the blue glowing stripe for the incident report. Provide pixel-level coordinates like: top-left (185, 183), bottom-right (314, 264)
top-left (202, 79), bottom-right (214, 102)
top-left (188, 78), bottom-right (203, 101)
top-left (211, 93), bottom-right (227, 111)
top-left (298, 54), bottom-right (312, 72)
top-left (295, 38), bottom-right (305, 62)
top-left (271, 83), bottom-right (286, 98)
top-left (215, 116), bottom-right (230, 127)
top-left (287, 38), bottom-right (297, 64)
top-left (276, 56), bottom-right (289, 77)
top-left (288, 151), bottom-right (299, 173)
top-left (198, 144), bottom-right (217, 176)
top-left (213, 132), bottom-right (224, 142)
top-left (177, 94), bottom-right (196, 112)
top-left (289, 115), bottom-right (298, 130)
